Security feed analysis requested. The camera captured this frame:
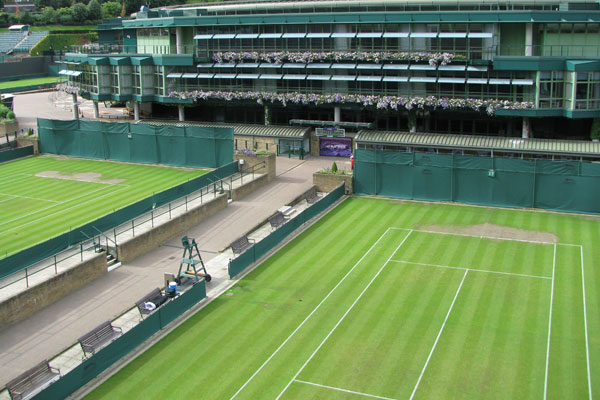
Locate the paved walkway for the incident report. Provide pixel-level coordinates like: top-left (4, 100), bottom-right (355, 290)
top-left (0, 154), bottom-right (348, 390)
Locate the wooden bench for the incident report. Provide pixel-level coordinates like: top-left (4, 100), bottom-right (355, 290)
top-left (135, 287), bottom-right (168, 317)
top-left (78, 321), bottom-right (123, 358)
top-left (268, 211), bottom-right (289, 229)
top-left (306, 187), bottom-right (321, 204)
top-left (5, 360), bottom-right (61, 400)
top-left (230, 235), bottom-right (255, 255)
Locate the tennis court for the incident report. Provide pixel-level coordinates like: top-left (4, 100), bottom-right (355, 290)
top-left (0, 155), bottom-right (207, 259)
top-left (87, 198), bottom-right (597, 399)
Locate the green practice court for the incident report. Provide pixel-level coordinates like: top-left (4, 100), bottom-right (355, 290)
top-left (88, 198), bottom-right (597, 399)
top-left (0, 155), bottom-right (207, 259)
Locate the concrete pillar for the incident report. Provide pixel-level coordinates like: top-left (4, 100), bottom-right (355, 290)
top-left (133, 102), bottom-right (140, 120)
top-left (176, 27), bottom-right (183, 54)
top-left (72, 93), bottom-right (79, 120)
top-left (264, 105), bottom-right (271, 125)
top-left (178, 104), bottom-right (185, 122)
top-left (93, 101), bottom-right (99, 119)
top-left (334, 107), bottom-right (341, 123)
top-left (525, 23), bottom-right (533, 56)
top-left (522, 117), bottom-right (530, 138)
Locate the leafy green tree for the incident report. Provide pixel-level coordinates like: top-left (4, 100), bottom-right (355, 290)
top-left (19, 11), bottom-right (34, 25)
top-left (86, 0), bottom-right (101, 21)
top-left (41, 6), bottom-right (58, 24)
top-left (101, 1), bottom-right (121, 18)
top-left (71, 2), bottom-right (88, 22)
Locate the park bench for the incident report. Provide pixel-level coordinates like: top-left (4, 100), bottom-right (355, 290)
top-left (230, 235), bottom-right (255, 255)
top-left (5, 360), bottom-right (61, 400)
top-left (78, 321), bottom-right (123, 358)
top-left (135, 287), bottom-right (168, 317)
top-left (306, 187), bottom-right (321, 204)
top-left (268, 211), bottom-right (289, 229)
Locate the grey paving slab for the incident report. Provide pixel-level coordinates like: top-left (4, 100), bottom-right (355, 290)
top-left (0, 154), bottom-right (343, 389)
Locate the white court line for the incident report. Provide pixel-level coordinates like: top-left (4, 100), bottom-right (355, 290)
top-left (391, 260), bottom-right (552, 280)
top-left (390, 227), bottom-right (556, 246)
top-left (580, 246), bottom-right (593, 400)
top-left (229, 227), bottom-right (401, 400)
top-left (0, 192), bottom-right (63, 204)
top-left (0, 185), bottom-right (114, 229)
top-left (295, 379), bottom-right (397, 400)
top-left (544, 244), bottom-right (557, 400)
top-left (409, 269), bottom-right (469, 400)
top-left (275, 231), bottom-right (414, 400)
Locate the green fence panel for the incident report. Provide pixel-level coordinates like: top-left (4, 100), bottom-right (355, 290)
top-left (581, 162), bottom-right (600, 177)
top-left (34, 312), bottom-right (163, 400)
top-left (228, 247), bottom-right (256, 279)
top-left (491, 170), bottom-right (535, 208)
top-left (354, 150), bottom-right (600, 214)
top-left (158, 280), bottom-right (206, 327)
top-left (38, 119), bottom-right (233, 169)
top-left (102, 129), bottom-right (131, 162)
top-left (0, 145), bottom-right (33, 163)
top-left (412, 166), bottom-right (452, 201)
top-left (34, 281), bottom-right (206, 400)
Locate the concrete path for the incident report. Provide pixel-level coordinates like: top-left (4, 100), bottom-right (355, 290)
top-left (0, 154), bottom-right (348, 388)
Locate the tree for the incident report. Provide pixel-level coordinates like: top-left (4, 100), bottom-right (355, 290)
top-left (101, 1), bottom-right (121, 18)
top-left (86, 0), bottom-right (101, 21)
top-left (19, 11), bottom-right (34, 25)
top-left (41, 6), bottom-right (58, 25)
top-left (71, 2), bottom-right (88, 22)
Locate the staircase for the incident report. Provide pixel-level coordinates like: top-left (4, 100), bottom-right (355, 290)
top-left (106, 252), bottom-right (122, 272)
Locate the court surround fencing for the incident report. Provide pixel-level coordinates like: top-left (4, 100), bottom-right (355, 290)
top-left (37, 118), bottom-right (234, 169)
top-left (353, 149), bottom-right (600, 214)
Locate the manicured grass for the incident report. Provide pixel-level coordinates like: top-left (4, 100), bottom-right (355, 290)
top-left (0, 77), bottom-right (58, 90)
top-left (0, 155), bottom-right (208, 258)
top-left (87, 198), bottom-right (599, 399)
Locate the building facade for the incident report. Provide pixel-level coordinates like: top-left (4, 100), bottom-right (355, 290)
top-left (60, 0), bottom-right (600, 141)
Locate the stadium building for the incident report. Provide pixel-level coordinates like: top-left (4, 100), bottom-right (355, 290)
top-left (59, 0), bottom-right (600, 155)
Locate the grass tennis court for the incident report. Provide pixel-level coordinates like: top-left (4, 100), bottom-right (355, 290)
top-left (87, 198), bottom-right (598, 400)
top-left (0, 155), bottom-right (207, 259)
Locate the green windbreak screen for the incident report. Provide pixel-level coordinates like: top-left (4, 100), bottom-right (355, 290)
top-left (38, 119), bottom-right (233, 168)
top-left (0, 145), bottom-right (33, 163)
top-left (354, 149), bottom-right (600, 214)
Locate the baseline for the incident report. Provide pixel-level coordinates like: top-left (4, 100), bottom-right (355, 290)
top-left (0, 192), bottom-right (63, 204)
top-left (275, 231), bottom-right (414, 400)
top-left (390, 227), bottom-right (556, 246)
top-left (294, 379), bottom-right (397, 400)
top-left (229, 227), bottom-right (406, 400)
top-left (580, 245), bottom-right (593, 399)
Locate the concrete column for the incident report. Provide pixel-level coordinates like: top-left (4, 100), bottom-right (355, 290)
top-left (264, 105), bottom-right (271, 125)
top-left (176, 27), bottom-right (183, 54)
top-left (178, 104), bottom-right (185, 122)
top-left (334, 106), bottom-right (341, 123)
top-left (525, 23), bottom-right (533, 56)
top-left (72, 93), bottom-right (79, 120)
top-left (93, 101), bottom-right (99, 119)
top-left (522, 117), bottom-right (530, 138)
top-left (133, 102), bottom-right (140, 120)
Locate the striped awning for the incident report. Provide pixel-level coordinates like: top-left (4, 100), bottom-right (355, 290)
top-left (354, 130), bottom-right (600, 157)
top-left (142, 121), bottom-right (310, 138)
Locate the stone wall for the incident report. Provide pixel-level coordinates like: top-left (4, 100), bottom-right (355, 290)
top-left (17, 137), bottom-right (39, 154)
top-left (313, 173), bottom-right (353, 194)
top-left (0, 121), bottom-right (18, 135)
top-left (234, 152), bottom-right (276, 182)
top-left (231, 173), bottom-right (269, 201)
top-left (116, 194), bottom-right (228, 263)
top-left (0, 252), bottom-right (106, 328)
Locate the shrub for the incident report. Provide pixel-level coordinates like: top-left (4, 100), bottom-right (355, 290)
top-left (6, 111), bottom-right (15, 120)
top-left (331, 162), bottom-right (338, 173)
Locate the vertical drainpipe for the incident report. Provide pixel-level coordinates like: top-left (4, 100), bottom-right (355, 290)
top-left (176, 27), bottom-right (183, 54)
top-left (72, 93), bottom-right (79, 120)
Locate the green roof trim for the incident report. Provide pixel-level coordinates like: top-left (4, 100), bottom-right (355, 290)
top-left (143, 121), bottom-right (310, 138)
top-left (109, 57), bottom-right (131, 66)
top-left (354, 130), bottom-right (600, 157)
top-left (131, 56), bottom-right (153, 66)
top-left (566, 60), bottom-right (600, 71)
